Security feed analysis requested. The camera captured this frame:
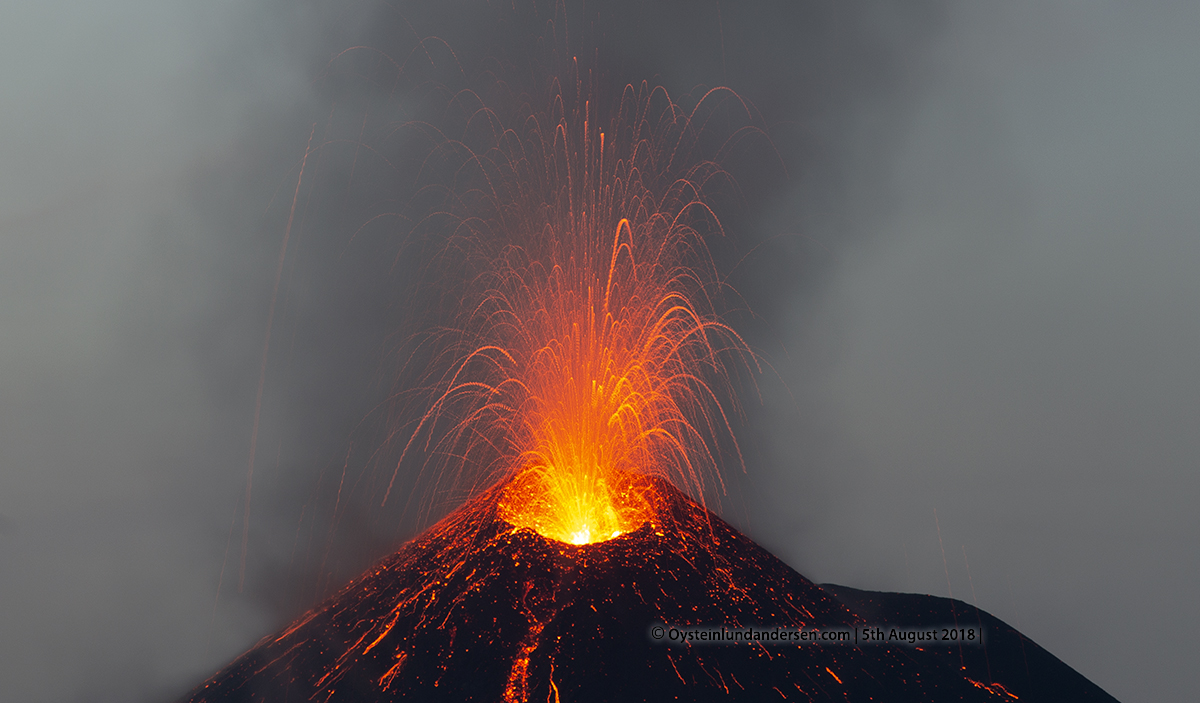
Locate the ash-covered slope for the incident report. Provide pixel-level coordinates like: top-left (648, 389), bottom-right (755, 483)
top-left (184, 478), bottom-right (1086, 702)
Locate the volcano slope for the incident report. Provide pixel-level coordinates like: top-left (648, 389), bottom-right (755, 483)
top-left (820, 584), bottom-right (1118, 703)
top-left (184, 476), bottom-right (1115, 702)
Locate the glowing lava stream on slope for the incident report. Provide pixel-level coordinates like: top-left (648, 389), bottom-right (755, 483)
top-left (393, 75), bottom-right (761, 545)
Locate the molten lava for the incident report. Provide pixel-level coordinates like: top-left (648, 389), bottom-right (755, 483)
top-left (183, 476), bottom-right (1117, 703)
top-left (392, 78), bottom-right (754, 540)
top-left (498, 466), bottom-right (655, 545)
top-left (485, 205), bottom-right (735, 545)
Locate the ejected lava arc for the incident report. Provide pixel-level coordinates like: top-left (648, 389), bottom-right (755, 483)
top-left (385, 74), bottom-right (756, 548)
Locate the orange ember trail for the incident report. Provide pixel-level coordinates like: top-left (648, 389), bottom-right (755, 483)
top-left (390, 78), bottom-right (758, 544)
top-left (492, 210), bottom-right (733, 545)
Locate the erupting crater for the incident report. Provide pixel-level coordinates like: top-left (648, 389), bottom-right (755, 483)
top-left (497, 468), bottom-right (656, 545)
top-left (183, 474), bottom-right (1116, 703)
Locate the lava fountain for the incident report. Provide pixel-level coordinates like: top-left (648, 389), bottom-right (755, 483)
top-left (489, 200), bottom-right (747, 545)
top-left (387, 71), bottom-right (758, 546)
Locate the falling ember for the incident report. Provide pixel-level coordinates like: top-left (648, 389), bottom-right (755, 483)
top-left (390, 74), bottom-right (756, 543)
top-left (483, 203), bottom-right (738, 544)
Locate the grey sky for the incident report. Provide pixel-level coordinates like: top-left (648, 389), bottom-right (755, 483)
top-left (739, 5), bottom-right (1199, 703)
top-left (1, 2), bottom-right (1195, 702)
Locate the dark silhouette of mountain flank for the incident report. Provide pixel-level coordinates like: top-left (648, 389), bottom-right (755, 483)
top-left (820, 584), bottom-right (1117, 703)
top-left (184, 476), bottom-right (1118, 702)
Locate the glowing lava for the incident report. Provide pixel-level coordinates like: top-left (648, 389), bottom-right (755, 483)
top-left (487, 207), bottom-right (735, 545)
top-left (498, 467), bottom-right (655, 545)
top-left (184, 477), bottom-right (1090, 703)
top-left (441, 204), bottom-right (744, 545)
top-left (394, 79), bottom-right (757, 543)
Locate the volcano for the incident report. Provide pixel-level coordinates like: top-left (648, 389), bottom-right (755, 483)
top-left (185, 476), bottom-right (1116, 702)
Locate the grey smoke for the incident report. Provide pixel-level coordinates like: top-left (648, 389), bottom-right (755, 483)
top-left (0, 2), bottom-right (1194, 702)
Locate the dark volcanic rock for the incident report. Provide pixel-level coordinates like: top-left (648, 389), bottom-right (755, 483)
top-left (184, 478), bottom-right (1106, 702)
top-left (821, 584), bottom-right (1119, 703)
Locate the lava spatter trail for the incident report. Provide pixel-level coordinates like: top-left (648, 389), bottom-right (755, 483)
top-left (185, 476), bottom-right (1006, 702)
top-left (382, 73), bottom-right (761, 547)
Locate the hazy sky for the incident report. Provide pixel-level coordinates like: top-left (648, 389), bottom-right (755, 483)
top-left (1, 2), bottom-right (1195, 702)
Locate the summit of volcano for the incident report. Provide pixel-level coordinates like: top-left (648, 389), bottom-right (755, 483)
top-left (184, 474), bottom-right (1115, 702)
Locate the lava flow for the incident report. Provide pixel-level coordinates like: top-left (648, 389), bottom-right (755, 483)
top-left (184, 475), bottom-right (1116, 702)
